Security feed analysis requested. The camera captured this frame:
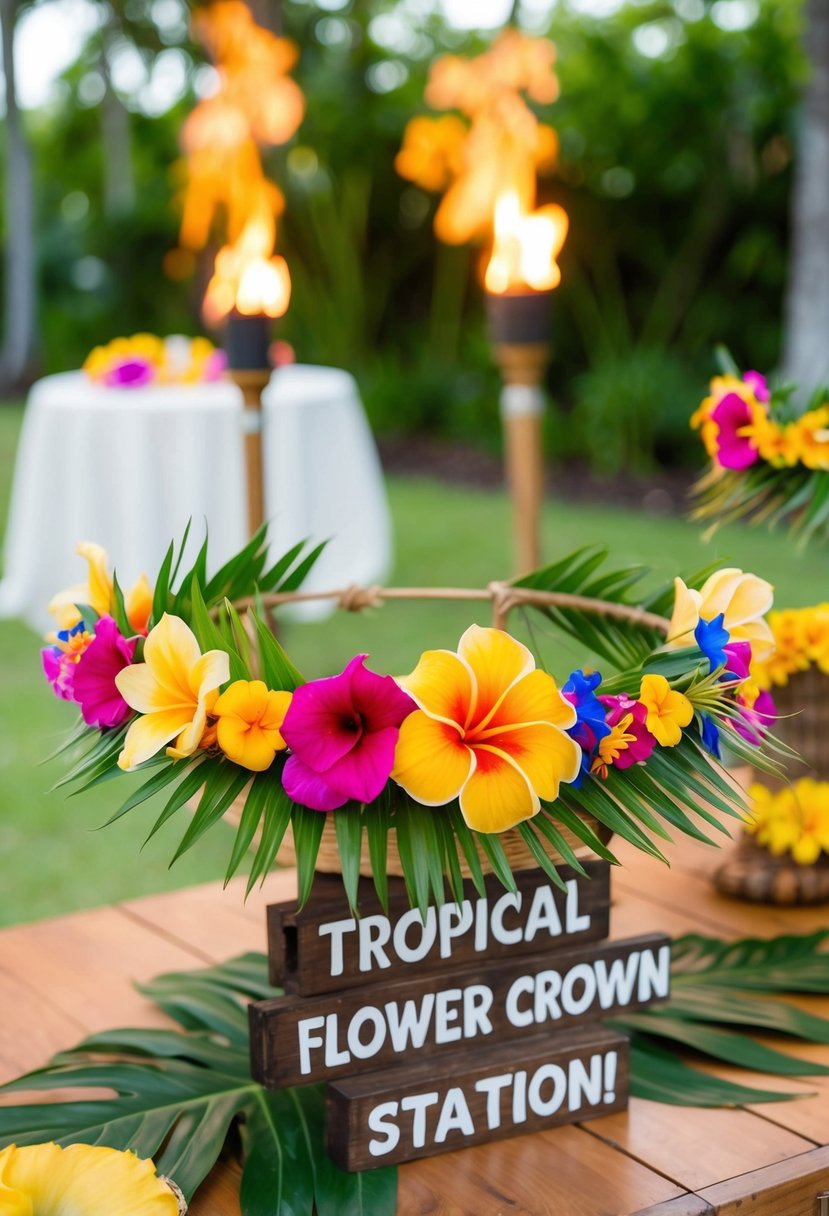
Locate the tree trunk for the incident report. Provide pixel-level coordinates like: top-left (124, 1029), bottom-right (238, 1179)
top-left (0, 0), bottom-right (37, 392)
top-left (99, 24), bottom-right (135, 217)
top-left (782, 0), bottom-right (829, 390)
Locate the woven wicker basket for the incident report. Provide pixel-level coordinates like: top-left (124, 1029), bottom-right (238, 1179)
top-left (770, 667), bottom-right (829, 781)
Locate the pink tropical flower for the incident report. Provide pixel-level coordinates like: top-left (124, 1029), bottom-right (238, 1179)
top-left (42, 647), bottom-right (78, 701)
top-left (598, 694), bottom-right (656, 769)
top-left (723, 640), bottom-right (752, 682)
top-left (712, 392), bottom-right (760, 470)
top-left (281, 655), bottom-right (415, 811)
top-left (734, 689), bottom-right (776, 746)
top-left (203, 349), bottom-right (228, 381)
top-left (743, 370), bottom-right (770, 403)
top-left (104, 358), bottom-right (155, 389)
top-left (73, 616), bottom-right (137, 728)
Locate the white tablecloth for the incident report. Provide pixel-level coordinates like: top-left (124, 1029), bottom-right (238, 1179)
top-left (0, 366), bottom-right (392, 630)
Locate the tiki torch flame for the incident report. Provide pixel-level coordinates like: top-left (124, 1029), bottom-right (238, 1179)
top-left (484, 190), bottom-right (568, 295)
top-left (203, 214), bottom-right (291, 324)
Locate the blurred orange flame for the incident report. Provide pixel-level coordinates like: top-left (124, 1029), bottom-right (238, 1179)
top-left (172, 1), bottom-right (302, 322)
top-left (484, 191), bottom-right (569, 294)
top-left (203, 214), bottom-right (291, 323)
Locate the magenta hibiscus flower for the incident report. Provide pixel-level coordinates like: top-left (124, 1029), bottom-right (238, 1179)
top-left (73, 616), bottom-right (137, 728)
top-left (598, 694), bottom-right (656, 769)
top-left (711, 392), bottom-right (760, 470)
top-left (281, 655), bottom-right (415, 811)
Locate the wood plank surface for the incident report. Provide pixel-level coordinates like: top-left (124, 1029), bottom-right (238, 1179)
top-left (0, 836), bottom-right (827, 1215)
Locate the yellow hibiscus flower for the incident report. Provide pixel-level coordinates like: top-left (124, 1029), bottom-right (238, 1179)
top-left (213, 678), bottom-right (292, 771)
top-left (0, 1143), bottom-right (181, 1215)
top-left (115, 613), bottom-right (229, 770)
top-left (391, 624), bottom-right (581, 833)
top-left (638, 674), bottom-right (693, 748)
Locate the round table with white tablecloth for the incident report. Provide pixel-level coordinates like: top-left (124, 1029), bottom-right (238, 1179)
top-left (0, 366), bottom-right (392, 631)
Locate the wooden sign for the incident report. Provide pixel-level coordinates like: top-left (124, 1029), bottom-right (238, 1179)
top-left (326, 1024), bottom-right (629, 1171)
top-left (268, 861), bottom-right (611, 996)
top-left (249, 931), bottom-right (670, 1089)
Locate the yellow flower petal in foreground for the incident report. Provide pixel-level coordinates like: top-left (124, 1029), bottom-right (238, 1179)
top-left (392, 624), bottom-right (580, 833)
top-left (115, 613), bottom-right (229, 770)
top-left (214, 679), bottom-right (292, 771)
top-left (667, 568), bottom-right (775, 662)
top-left (639, 673), bottom-right (693, 748)
top-left (0, 1143), bottom-right (179, 1216)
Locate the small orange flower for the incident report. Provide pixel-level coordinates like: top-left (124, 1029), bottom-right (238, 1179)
top-left (638, 674), bottom-right (693, 748)
top-left (213, 678), bottom-right (292, 771)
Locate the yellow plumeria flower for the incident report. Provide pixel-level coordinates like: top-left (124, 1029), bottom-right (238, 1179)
top-left (48, 542), bottom-right (153, 634)
top-left (638, 674), bottom-right (693, 748)
top-left (668, 568), bottom-right (775, 663)
top-left (0, 1143), bottom-right (180, 1215)
top-left (391, 624), bottom-right (580, 833)
top-left (115, 613), bottom-right (229, 770)
top-left (746, 780), bottom-right (829, 866)
top-left (213, 679), bottom-right (292, 771)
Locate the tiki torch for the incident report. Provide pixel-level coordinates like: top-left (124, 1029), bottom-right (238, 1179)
top-left (484, 192), bottom-right (568, 575)
top-left (204, 221), bottom-right (291, 537)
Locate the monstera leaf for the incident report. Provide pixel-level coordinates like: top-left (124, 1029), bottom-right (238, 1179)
top-left (0, 954), bottom-right (396, 1216)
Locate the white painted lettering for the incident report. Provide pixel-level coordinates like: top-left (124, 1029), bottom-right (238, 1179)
top-left (347, 1007), bottom-right (387, 1060)
top-left (474, 1071), bottom-right (513, 1129)
top-left (401, 1091), bottom-right (439, 1148)
top-left (561, 963), bottom-right (597, 1016)
top-left (474, 897), bottom-right (489, 952)
top-left (393, 907), bottom-right (437, 963)
top-left (434, 1087), bottom-right (474, 1143)
top-left (524, 885), bottom-right (563, 942)
top-left (566, 879), bottom-right (591, 933)
top-left (463, 984), bottom-right (494, 1037)
top-left (512, 1068), bottom-right (528, 1124)
top-left (491, 892), bottom-right (523, 945)
top-left (527, 1063), bottom-right (567, 1117)
top-left (385, 993), bottom-right (436, 1052)
top-left (595, 952), bottom-right (639, 1009)
top-left (368, 1101), bottom-right (400, 1157)
top-left (569, 1054), bottom-right (603, 1111)
top-left (533, 969), bottom-right (562, 1022)
top-left (434, 988), bottom-right (463, 1044)
top-left (637, 945), bottom-right (671, 1001)
top-left (505, 975), bottom-right (534, 1027)
top-left (358, 915), bottom-right (392, 973)
top-left (318, 917), bottom-right (356, 978)
top-left (438, 901), bottom-right (473, 958)
top-left (297, 1015), bottom-right (325, 1076)
top-left (324, 1013), bottom-right (351, 1068)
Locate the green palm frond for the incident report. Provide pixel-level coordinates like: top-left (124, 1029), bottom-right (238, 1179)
top-left (692, 463), bottom-right (829, 547)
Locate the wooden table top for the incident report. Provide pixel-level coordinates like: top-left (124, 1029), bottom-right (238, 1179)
top-left (2, 836), bottom-right (829, 1216)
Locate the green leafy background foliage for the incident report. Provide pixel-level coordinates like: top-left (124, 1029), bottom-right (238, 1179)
top-left (3, 933), bottom-right (829, 1212)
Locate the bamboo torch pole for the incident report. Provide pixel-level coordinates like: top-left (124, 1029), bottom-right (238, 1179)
top-left (224, 313), bottom-right (272, 537)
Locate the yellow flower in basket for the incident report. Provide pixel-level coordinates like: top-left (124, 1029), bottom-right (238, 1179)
top-left (391, 624), bottom-right (580, 833)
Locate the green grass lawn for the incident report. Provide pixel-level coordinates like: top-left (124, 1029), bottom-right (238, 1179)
top-left (0, 404), bottom-right (824, 927)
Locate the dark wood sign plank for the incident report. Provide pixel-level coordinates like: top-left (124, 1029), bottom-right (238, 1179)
top-left (250, 931), bottom-right (670, 1089)
top-left (268, 861), bottom-right (611, 994)
top-left (326, 1024), bottom-right (630, 1171)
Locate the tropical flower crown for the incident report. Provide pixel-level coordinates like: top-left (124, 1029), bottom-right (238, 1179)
top-left (691, 348), bottom-right (829, 543)
top-left (83, 334), bottom-right (227, 389)
top-left (42, 529), bottom-right (786, 912)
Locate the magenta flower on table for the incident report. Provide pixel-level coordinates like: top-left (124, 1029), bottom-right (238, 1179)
top-left (103, 358), bottom-right (155, 389)
top-left (281, 655), bottom-right (415, 811)
top-left (73, 615), bottom-right (137, 728)
top-left (711, 392), bottom-right (760, 469)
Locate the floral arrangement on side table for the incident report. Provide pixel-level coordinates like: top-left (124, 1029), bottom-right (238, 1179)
top-left (83, 334), bottom-right (227, 389)
top-left (691, 348), bottom-right (829, 543)
top-left (42, 529), bottom-right (786, 912)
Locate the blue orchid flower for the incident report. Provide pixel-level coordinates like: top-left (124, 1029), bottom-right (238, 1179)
top-left (700, 714), bottom-right (721, 759)
top-left (694, 613), bottom-right (730, 673)
top-left (562, 668), bottom-right (611, 784)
